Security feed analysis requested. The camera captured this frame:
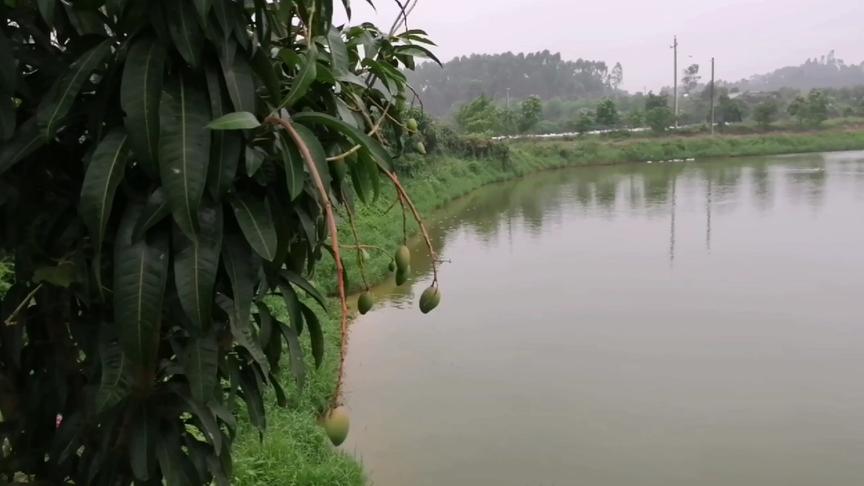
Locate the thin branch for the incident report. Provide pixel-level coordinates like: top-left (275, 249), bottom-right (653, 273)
top-left (342, 191), bottom-right (370, 290)
top-left (3, 283), bottom-right (43, 327)
top-left (388, 0), bottom-right (419, 36)
top-left (325, 102), bottom-right (392, 161)
top-left (264, 115), bottom-right (350, 404)
top-left (386, 171), bottom-right (439, 284)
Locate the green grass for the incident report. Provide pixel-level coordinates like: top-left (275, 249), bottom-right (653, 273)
top-left (237, 127), bottom-right (864, 484)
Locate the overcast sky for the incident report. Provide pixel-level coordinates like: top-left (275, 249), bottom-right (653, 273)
top-left (339, 0), bottom-right (864, 92)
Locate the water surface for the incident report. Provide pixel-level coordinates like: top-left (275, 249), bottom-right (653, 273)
top-left (343, 152), bottom-right (864, 486)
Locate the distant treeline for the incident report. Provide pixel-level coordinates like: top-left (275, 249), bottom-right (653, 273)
top-left (735, 51), bottom-right (864, 92)
top-left (408, 50), bottom-right (622, 116)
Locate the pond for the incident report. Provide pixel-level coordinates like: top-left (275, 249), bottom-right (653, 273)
top-left (343, 151), bottom-right (864, 486)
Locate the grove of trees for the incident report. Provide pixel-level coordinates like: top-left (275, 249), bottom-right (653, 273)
top-left (408, 50), bottom-right (623, 116)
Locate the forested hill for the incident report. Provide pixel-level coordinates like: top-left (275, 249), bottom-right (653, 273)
top-left (408, 51), bottom-right (623, 116)
top-left (736, 51), bottom-right (864, 91)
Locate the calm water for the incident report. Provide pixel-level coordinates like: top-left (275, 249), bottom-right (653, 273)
top-left (343, 152), bottom-right (864, 486)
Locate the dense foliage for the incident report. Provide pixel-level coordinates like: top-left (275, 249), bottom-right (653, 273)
top-left (0, 0), bottom-right (438, 484)
top-left (408, 50), bottom-right (622, 116)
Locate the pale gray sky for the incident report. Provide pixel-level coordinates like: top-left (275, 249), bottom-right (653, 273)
top-left (339, 0), bottom-right (864, 92)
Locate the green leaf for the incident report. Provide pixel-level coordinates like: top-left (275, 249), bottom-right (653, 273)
top-left (204, 63), bottom-right (242, 200)
top-left (0, 95), bottom-right (12, 141)
top-left (289, 122), bottom-right (331, 187)
top-left (221, 235), bottom-right (260, 334)
top-left (396, 44), bottom-right (443, 66)
top-left (37, 40), bottom-right (111, 138)
top-left (236, 366), bottom-right (266, 431)
top-left (220, 52), bottom-right (256, 113)
top-left (95, 338), bottom-right (129, 412)
top-left (165, 0), bottom-right (203, 68)
top-left (106, 0), bottom-right (128, 18)
top-left (159, 75), bottom-right (211, 239)
top-left (229, 192), bottom-right (278, 262)
top-left (212, 0), bottom-right (232, 37)
top-left (121, 36), bottom-right (166, 175)
top-left (299, 303), bottom-right (324, 368)
top-left (129, 408), bottom-right (153, 481)
top-left (206, 111), bottom-right (260, 130)
top-left (277, 281), bottom-right (304, 335)
top-left (182, 334), bottom-right (219, 403)
top-left (132, 188), bottom-right (170, 241)
top-left (33, 261), bottom-right (77, 288)
top-left (156, 434), bottom-right (191, 485)
top-left (0, 30), bottom-right (16, 93)
top-left (276, 320), bottom-right (306, 388)
top-left (327, 27), bottom-right (350, 75)
top-left (277, 46), bottom-right (318, 110)
top-left (180, 392), bottom-right (224, 453)
top-left (279, 134), bottom-right (305, 201)
top-left (79, 130), bottom-right (129, 258)
top-left (293, 111), bottom-right (393, 172)
top-left (173, 204), bottom-right (223, 330)
top-left (0, 119), bottom-right (46, 175)
top-left (245, 146), bottom-right (266, 177)
top-left (250, 48), bottom-right (280, 103)
top-left (281, 270), bottom-right (327, 311)
top-left (37, 0), bottom-right (56, 26)
top-left (113, 205), bottom-right (169, 370)
top-left (193, 0), bottom-right (211, 21)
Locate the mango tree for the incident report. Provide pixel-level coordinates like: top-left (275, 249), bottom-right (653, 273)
top-left (0, 0), bottom-right (440, 483)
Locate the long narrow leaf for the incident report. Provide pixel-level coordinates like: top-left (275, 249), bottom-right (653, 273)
top-left (204, 63), bottom-right (242, 200)
top-left (277, 46), bottom-right (317, 110)
top-left (37, 40), bottom-right (111, 138)
top-left (80, 130), bottom-right (129, 257)
top-left (173, 204), bottom-right (223, 330)
top-left (229, 192), bottom-right (278, 262)
top-left (158, 75), bottom-right (211, 239)
top-left (299, 303), bottom-right (324, 368)
top-left (182, 334), bottom-right (219, 403)
top-left (220, 52), bottom-right (256, 113)
top-left (0, 119), bottom-right (46, 175)
top-left (113, 205), bottom-right (169, 370)
top-left (165, 1), bottom-right (203, 68)
top-left (121, 36), bottom-right (166, 174)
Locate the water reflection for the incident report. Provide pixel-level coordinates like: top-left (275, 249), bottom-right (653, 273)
top-left (401, 152), bottom-right (859, 286)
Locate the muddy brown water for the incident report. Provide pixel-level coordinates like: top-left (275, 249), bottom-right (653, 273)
top-left (343, 151), bottom-right (864, 486)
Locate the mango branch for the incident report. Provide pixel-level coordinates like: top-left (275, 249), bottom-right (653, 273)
top-left (264, 115), bottom-right (350, 402)
top-left (326, 102), bottom-right (392, 162)
top-left (385, 171), bottom-right (439, 285)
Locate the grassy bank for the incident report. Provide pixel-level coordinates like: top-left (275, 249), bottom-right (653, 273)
top-left (232, 127), bottom-right (864, 484)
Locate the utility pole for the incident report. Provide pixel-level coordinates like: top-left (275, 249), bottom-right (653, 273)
top-left (710, 57), bottom-right (716, 135)
top-left (672, 36), bottom-right (679, 128)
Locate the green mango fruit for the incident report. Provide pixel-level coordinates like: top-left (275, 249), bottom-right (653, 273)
top-left (406, 118), bottom-right (419, 132)
top-left (388, 259), bottom-right (397, 272)
top-left (395, 266), bottom-right (410, 286)
top-left (358, 291), bottom-right (374, 315)
top-left (329, 159), bottom-right (348, 184)
top-left (322, 407), bottom-right (350, 447)
top-left (395, 245), bottom-right (411, 271)
top-left (419, 286), bottom-right (441, 314)
top-left (415, 141), bottom-right (427, 155)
